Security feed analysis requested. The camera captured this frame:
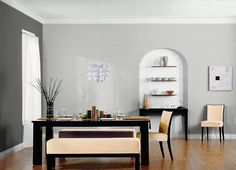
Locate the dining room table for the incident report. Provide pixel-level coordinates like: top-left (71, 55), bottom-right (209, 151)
top-left (32, 117), bottom-right (150, 165)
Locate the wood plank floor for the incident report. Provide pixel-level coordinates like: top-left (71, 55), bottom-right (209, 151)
top-left (1, 139), bottom-right (236, 170)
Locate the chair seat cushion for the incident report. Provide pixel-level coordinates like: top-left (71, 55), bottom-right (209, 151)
top-left (201, 121), bottom-right (223, 127)
top-left (47, 138), bottom-right (140, 154)
top-left (136, 132), bottom-right (168, 141)
top-left (150, 132), bottom-right (168, 141)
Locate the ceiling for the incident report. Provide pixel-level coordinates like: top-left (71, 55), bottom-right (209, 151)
top-left (2, 0), bottom-right (236, 23)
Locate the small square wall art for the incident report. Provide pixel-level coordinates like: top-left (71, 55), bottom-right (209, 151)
top-left (209, 66), bottom-right (233, 91)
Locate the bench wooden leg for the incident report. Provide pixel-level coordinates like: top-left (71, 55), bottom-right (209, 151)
top-left (47, 155), bottom-right (55, 170)
top-left (135, 154), bottom-right (140, 170)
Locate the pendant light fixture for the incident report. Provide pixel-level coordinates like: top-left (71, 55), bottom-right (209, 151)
top-left (87, 0), bottom-right (109, 82)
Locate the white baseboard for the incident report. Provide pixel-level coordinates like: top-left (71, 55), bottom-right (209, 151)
top-left (0, 143), bottom-right (23, 159)
top-left (188, 134), bottom-right (236, 140)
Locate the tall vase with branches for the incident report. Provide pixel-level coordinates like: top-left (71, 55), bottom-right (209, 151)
top-left (32, 78), bottom-right (62, 119)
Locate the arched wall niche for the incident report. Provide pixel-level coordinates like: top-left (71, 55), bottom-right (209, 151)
top-left (139, 48), bottom-right (188, 135)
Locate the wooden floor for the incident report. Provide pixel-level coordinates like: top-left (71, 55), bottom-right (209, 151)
top-left (1, 139), bottom-right (236, 170)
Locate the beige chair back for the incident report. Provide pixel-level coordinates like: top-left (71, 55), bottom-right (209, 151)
top-left (207, 104), bottom-right (224, 121)
top-left (159, 111), bottom-right (173, 135)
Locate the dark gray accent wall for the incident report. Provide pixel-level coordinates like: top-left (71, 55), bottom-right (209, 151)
top-left (0, 1), bottom-right (42, 152)
top-left (0, 4), bottom-right (3, 61)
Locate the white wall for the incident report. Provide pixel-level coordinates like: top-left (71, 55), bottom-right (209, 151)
top-left (43, 24), bottom-right (236, 136)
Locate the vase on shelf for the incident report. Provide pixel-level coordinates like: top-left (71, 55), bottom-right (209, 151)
top-left (163, 56), bottom-right (168, 66)
top-left (144, 94), bottom-right (149, 110)
top-left (46, 101), bottom-right (54, 119)
top-left (159, 57), bottom-right (164, 66)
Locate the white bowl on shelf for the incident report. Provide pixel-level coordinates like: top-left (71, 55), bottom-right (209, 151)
top-left (162, 77), bottom-right (168, 81)
top-left (149, 77), bottom-right (155, 81)
top-left (151, 89), bottom-right (160, 94)
top-left (168, 77), bottom-right (176, 81)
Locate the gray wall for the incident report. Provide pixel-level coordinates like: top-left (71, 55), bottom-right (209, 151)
top-left (0, 1), bottom-right (42, 152)
top-left (0, 4), bottom-right (2, 64)
top-left (43, 24), bottom-right (236, 136)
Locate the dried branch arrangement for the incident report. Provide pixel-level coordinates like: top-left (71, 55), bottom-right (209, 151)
top-left (31, 78), bottom-right (62, 102)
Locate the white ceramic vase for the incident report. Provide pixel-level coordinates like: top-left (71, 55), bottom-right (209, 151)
top-left (163, 56), bottom-right (168, 66)
top-left (159, 57), bottom-right (164, 66)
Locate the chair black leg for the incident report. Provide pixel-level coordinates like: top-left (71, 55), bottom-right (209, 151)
top-left (222, 126), bottom-right (225, 140)
top-left (167, 140), bottom-right (173, 160)
top-left (219, 127), bottom-right (222, 142)
top-left (135, 154), bottom-right (140, 170)
top-left (159, 141), bottom-right (165, 158)
top-left (207, 127), bottom-right (209, 140)
top-left (202, 127), bottom-right (204, 141)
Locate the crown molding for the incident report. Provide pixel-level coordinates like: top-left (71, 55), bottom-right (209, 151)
top-left (1, 0), bottom-right (44, 23)
top-left (45, 17), bottom-right (236, 24)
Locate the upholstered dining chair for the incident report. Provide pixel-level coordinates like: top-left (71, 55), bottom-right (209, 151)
top-left (201, 104), bottom-right (225, 142)
top-left (137, 110), bottom-right (173, 160)
top-left (155, 110), bottom-right (173, 160)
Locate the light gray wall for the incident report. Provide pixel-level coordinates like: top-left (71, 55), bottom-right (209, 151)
top-left (43, 24), bottom-right (236, 135)
top-left (0, 1), bottom-right (42, 152)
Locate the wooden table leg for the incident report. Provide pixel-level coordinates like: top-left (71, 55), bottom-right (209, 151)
top-left (184, 111), bottom-right (188, 140)
top-left (46, 125), bottom-right (53, 141)
top-left (33, 123), bottom-right (42, 165)
top-left (140, 123), bottom-right (149, 165)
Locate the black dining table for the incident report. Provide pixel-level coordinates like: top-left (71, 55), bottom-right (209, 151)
top-left (32, 119), bottom-right (150, 165)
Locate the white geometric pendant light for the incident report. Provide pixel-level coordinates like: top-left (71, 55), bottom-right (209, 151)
top-left (87, 0), bottom-right (109, 83)
top-left (87, 64), bottom-right (109, 82)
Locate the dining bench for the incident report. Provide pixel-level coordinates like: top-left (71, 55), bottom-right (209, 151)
top-left (46, 138), bottom-right (140, 170)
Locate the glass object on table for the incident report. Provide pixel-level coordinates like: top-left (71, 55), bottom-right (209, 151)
top-left (54, 111), bottom-right (59, 119)
top-left (116, 110), bottom-right (125, 120)
top-left (58, 108), bottom-right (67, 118)
top-left (78, 112), bottom-right (83, 120)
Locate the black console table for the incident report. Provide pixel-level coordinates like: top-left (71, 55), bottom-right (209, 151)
top-left (139, 108), bottom-right (188, 140)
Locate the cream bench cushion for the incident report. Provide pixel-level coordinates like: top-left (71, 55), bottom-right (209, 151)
top-left (47, 138), bottom-right (140, 154)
